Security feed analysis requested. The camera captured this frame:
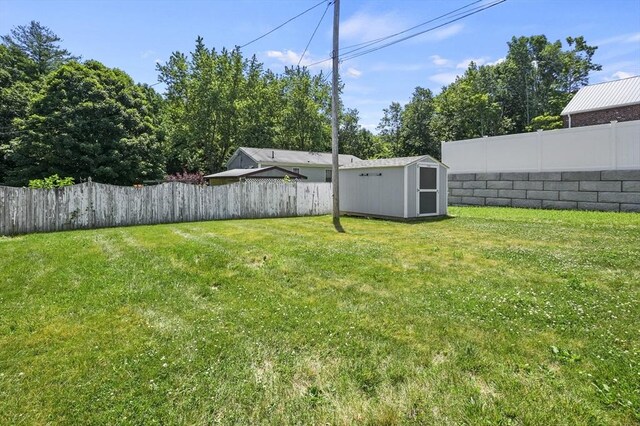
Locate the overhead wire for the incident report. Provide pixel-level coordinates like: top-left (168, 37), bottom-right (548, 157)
top-left (240, 0), bottom-right (329, 48)
top-left (339, 0), bottom-right (483, 52)
top-left (297, 0), bottom-right (333, 66)
top-left (305, 0), bottom-right (506, 68)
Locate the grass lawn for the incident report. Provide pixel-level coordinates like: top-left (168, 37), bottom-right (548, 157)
top-left (0, 207), bottom-right (638, 425)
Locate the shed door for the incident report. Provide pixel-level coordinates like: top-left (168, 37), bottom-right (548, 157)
top-left (417, 165), bottom-right (438, 216)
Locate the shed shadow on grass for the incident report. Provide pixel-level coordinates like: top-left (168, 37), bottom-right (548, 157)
top-left (342, 213), bottom-right (455, 226)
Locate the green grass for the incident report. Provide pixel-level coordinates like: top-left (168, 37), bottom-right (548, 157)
top-left (1, 207), bottom-right (639, 425)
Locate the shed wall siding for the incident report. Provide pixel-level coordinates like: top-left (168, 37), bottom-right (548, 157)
top-left (340, 167), bottom-right (405, 217)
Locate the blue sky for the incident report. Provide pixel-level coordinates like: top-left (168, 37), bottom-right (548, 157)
top-left (1, 0), bottom-right (639, 131)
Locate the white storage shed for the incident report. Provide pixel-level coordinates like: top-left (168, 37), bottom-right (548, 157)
top-left (339, 155), bottom-right (448, 219)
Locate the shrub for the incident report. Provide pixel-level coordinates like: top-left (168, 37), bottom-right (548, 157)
top-left (28, 174), bottom-right (75, 189)
top-left (164, 171), bottom-right (205, 185)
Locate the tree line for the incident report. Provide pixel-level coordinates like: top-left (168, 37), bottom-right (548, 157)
top-left (0, 21), bottom-right (600, 186)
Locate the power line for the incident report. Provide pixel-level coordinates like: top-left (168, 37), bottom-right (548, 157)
top-left (240, 0), bottom-right (329, 49)
top-left (298, 1), bottom-right (332, 66)
top-left (339, 0), bottom-right (483, 53)
top-left (305, 0), bottom-right (506, 67)
top-left (341, 0), bottom-right (506, 62)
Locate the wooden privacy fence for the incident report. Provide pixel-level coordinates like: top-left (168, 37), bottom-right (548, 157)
top-left (0, 181), bottom-right (332, 236)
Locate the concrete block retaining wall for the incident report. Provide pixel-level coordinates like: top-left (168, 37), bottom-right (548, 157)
top-left (448, 170), bottom-right (640, 212)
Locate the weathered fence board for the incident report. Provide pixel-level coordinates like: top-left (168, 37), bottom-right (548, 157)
top-left (0, 181), bottom-right (332, 236)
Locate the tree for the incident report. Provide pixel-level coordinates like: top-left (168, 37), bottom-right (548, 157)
top-left (339, 108), bottom-right (387, 159)
top-left (399, 87), bottom-right (436, 158)
top-left (0, 45), bottom-right (39, 183)
top-left (431, 63), bottom-right (509, 144)
top-left (158, 37), bottom-right (333, 174)
top-left (377, 102), bottom-right (403, 156)
top-left (2, 21), bottom-right (79, 76)
top-left (277, 66), bottom-right (331, 152)
top-left (500, 35), bottom-right (600, 132)
top-left (6, 61), bottom-right (165, 186)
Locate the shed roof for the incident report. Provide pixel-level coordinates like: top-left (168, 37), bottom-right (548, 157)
top-left (234, 147), bottom-right (360, 166)
top-left (340, 155), bottom-right (448, 169)
top-left (204, 166), bottom-right (306, 179)
top-left (561, 76), bottom-right (640, 115)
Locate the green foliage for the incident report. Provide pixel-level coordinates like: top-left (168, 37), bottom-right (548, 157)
top-left (339, 108), bottom-right (387, 159)
top-left (376, 101), bottom-right (403, 156)
top-left (27, 174), bottom-right (74, 189)
top-left (1, 21), bottom-right (79, 76)
top-left (158, 38), bottom-right (333, 174)
top-left (385, 34), bottom-right (600, 149)
top-left (526, 114), bottom-right (564, 131)
top-left (0, 45), bottom-right (39, 183)
top-left (6, 60), bottom-right (165, 186)
top-left (400, 87), bottom-right (437, 157)
top-left (498, 34), bottom-right (600, 132)
top-left (431, 64), bottom-right (511, 144)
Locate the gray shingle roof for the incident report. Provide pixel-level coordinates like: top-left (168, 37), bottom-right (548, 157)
top-left (204, 166), bottom-right (306, 179)
top-left (340, 155), bottom-right (445, 169)
top-left (561, 76), bottom-right (640, 115)
top-left (239, 147), bottom-right (360, 166)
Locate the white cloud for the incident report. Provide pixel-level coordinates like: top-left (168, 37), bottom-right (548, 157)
top-left (456, 57), bottom-right (488, 69)
top-left (345, 67), bottom-right (362, 78)
top-left (487, 57), bottom-right (505, 66)
top-left (594, 32), bottom-right (640, 46)
top-left (265, 49), bottom-right (330, 69)
top-left (611, 71), bottom-right (634, 80)
top-left (429, 72), bottom-right (460, 85)
top-left (340, 11), bottom-right (406, 42)
top-left (430, 55), bottom-right (451, 67)
top-left (141, 50), bottom-right (155, 59)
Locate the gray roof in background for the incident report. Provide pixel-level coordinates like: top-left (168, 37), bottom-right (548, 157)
top-left (204, 165), bottom-right (307, 179)
top-left (239, 147), bottom-right (360, 166)
top-left (204, 169), bottom-right (262, 178)
top-left (340, 155), bottom-right (447, 169)
top-left (561, 76), bottom-right (640, 115)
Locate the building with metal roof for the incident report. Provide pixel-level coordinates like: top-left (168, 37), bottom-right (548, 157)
top-left (561, 76), bottom-right (640, 128)
top-left (339, 155), bottom-right (448, 219)
top-left (204, 166), bottom-right (306, 186)
top-left (226, 147), bottom-right (361, 183)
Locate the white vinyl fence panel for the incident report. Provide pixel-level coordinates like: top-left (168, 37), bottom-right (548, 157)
top-left (0, 181), bottom-right (332, 236)
top-left (442, 120), bottom-right (640, 173)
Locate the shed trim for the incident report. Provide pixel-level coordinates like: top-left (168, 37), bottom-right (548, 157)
top-left (403, 165), bottom-right (408, 218)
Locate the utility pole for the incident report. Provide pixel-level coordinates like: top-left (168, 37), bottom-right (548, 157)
top-left (331, 0), bottom-right (343, 231)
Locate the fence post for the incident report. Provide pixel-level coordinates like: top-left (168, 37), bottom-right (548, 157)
top-left (87, 177), bottom-right (95, 229)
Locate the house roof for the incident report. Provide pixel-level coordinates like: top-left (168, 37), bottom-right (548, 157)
top-left (340, 155), bottom-right (448, 169)
top-left (233, 147), bottom-right (360, 166)
top-left (561, 76), bottom-right (640, 115)
top-left (204, 166), bottom-right (307, 179)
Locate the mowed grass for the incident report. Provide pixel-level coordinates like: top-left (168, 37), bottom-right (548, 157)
top-left (0, 207), bottom-right (639, 425)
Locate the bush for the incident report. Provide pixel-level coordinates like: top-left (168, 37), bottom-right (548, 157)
top-left (28, 174), bottom-right (75, 189)
top-left (164, 171), bottom-right (205, 185)
top-left (526, 114), bottom-right (564, 131)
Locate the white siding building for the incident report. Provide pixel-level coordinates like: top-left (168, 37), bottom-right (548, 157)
top-left (226, 147), bottom-right (360, 183)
